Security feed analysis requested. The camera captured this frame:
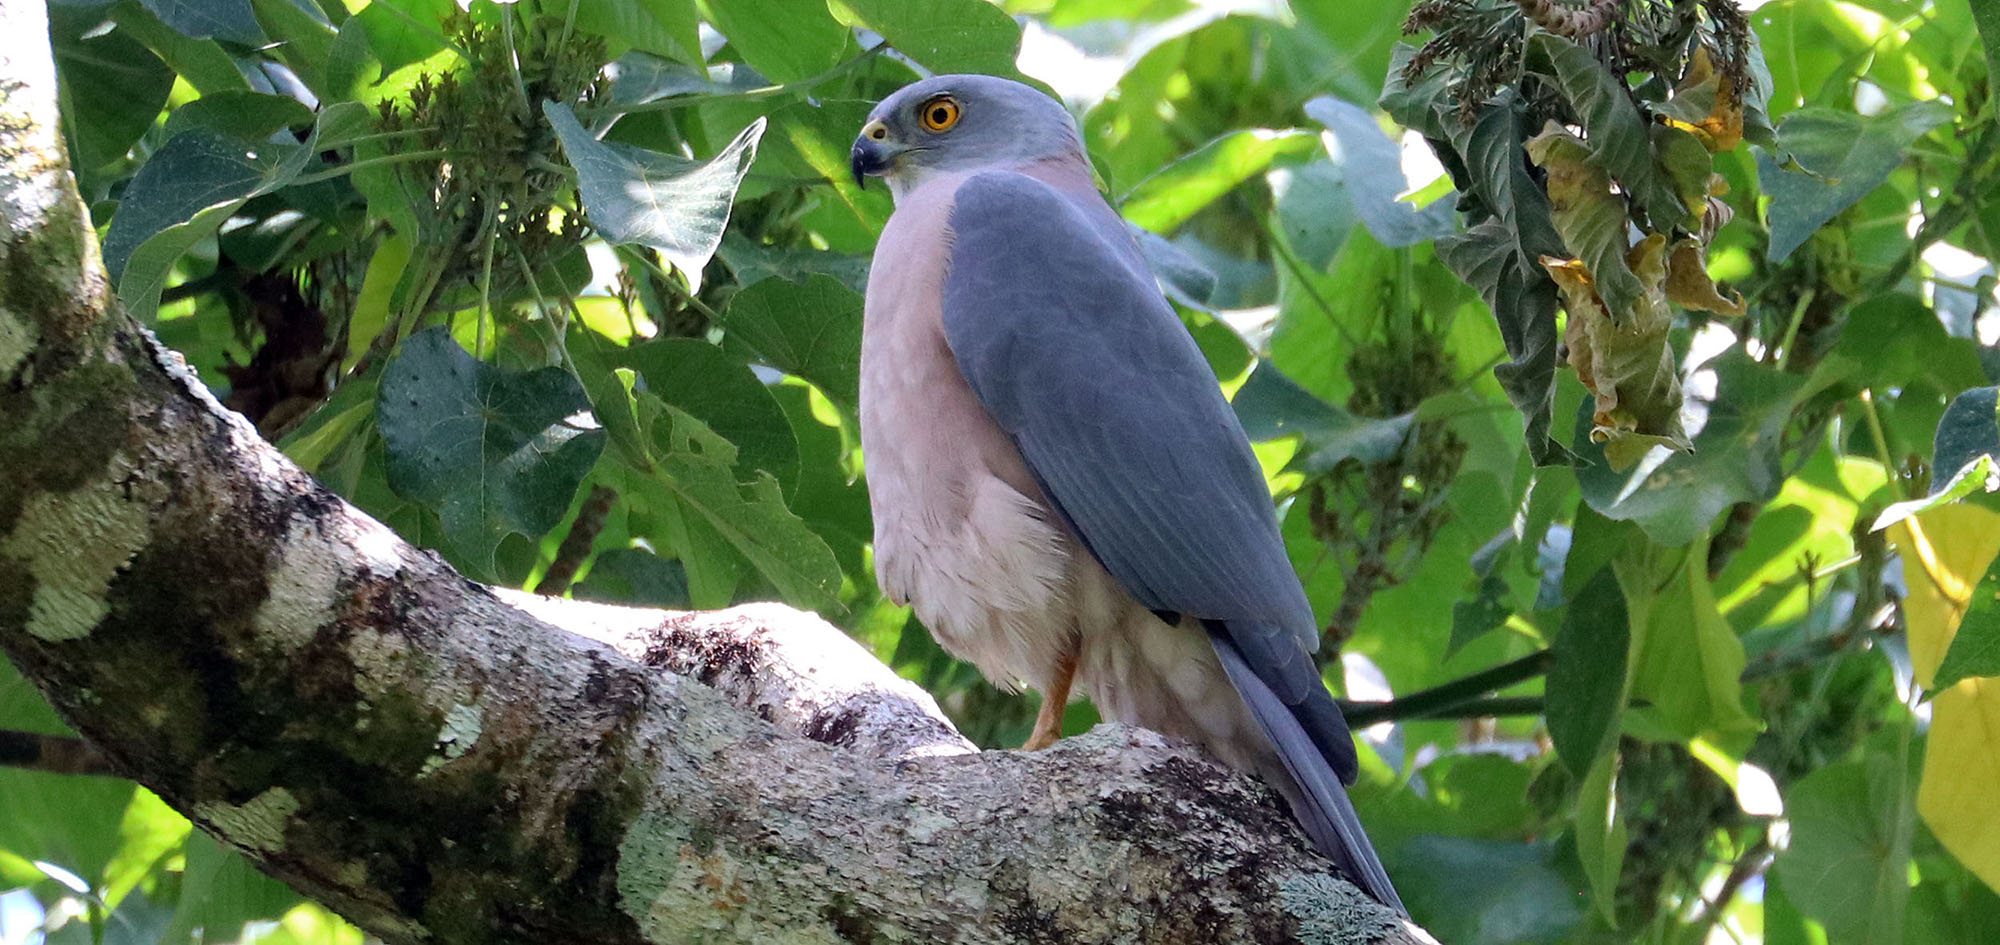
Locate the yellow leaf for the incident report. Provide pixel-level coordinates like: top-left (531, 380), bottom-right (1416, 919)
top-left (1544, 235), bottom-right (1692, 470)
top-left (1662, 46), bottom-right (1744, 153)
top-left (1665, 238), bottom-right (1746, 316)
top-left (1891, 506), bottom-right (2000, 895)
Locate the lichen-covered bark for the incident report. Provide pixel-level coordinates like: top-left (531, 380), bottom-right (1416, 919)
top-left (0, 8), bottom-right (1437, 944)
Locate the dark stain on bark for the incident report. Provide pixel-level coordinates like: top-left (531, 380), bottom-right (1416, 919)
top-left (990, 858), bottom-right (1077, 945)
top-left (0, 366), bottom-right (131, 531)
top-left (822, 893), bottom-right (888, 944)
top-left (802, 703), bottom-right (863, 747)
top-left (644, 617), bottom-right (762, 687)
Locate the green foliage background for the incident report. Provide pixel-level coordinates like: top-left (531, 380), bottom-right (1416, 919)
top-left (7, 0), bottom-right (2000, 942)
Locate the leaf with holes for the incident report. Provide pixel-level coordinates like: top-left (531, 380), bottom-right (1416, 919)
top-left (546, 102), bottom-right (764, 292)
top-left (378, 329), bottom-right (607, 577)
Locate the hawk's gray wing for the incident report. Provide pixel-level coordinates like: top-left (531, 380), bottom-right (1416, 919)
top-left (940, 170), bottom-right (1354, 780)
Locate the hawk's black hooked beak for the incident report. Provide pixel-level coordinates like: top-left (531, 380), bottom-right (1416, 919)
top-left (850, 119), bottom-right (896, 189)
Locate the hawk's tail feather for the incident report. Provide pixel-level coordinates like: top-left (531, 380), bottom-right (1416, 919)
top-left (1211, 634), bottom-right (1407, 917)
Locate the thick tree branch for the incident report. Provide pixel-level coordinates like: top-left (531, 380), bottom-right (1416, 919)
top-left (0, 9), bottom-right (1436, 943)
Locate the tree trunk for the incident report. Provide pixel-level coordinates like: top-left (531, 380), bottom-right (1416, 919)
top-left (0, 7), bottom-right (1435, 942)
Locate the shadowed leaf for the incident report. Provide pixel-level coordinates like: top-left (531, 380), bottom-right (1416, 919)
top-left (378, 329), bottom-right (607, 577)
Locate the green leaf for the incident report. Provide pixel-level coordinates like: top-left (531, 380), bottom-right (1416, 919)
top-left (99, 790), bottom-right (191, 909)
top-left (1395, 837), bottom-right (1583, 945)
top-left (377, 328), bottom-right (607, 577)
top-left (645, 404), bottom-right (842, 610)
top-left (703, 0), bottom-right (849, 82)
top-left (1133, 228), bottom-right (1218, 308)
top-left (1873, 456), bottom-right (1997, 533)
top-left (1760, 103), bottom-right (1954, 263)
top-left (352, 0), bottom-right (454, 78)
top-left (1448, 572), bottom-right (1513, 655)
top-left (0, 770), bottom-right (137, 890)
top-left (1229, 361), bottom-right (1413, 468)
top-left (276, 365), bottom-right (380, 473)
top-left (1577, 351), bottom-right (1803, 547)
top-left (162, 832), bottom-right (303, 945)
top-left (1268, 160), bottom-right (1360, 270)
top-left (247, 0), bottom-right (336, 95)
top-left (1775, 757), bottom-right (1913, 945)
top-left (1923, 396), bottom-right (2000, 685)
top-left (1232, 360), bottom-right (1352, 441)
top-left (1120, 129), bottom-right (1318, 233)
top-left (572, 0), bottom-right (701, 63)
top-left (101, 127), bottom-right (318, 320)
top-left (0, 657), bottom-right (70, 738)
top-left (1546, 567), bottom-right (1629, 777)
top-left (1378, 43), bottom-right (1451, 139)
top-left (1933, 553), bottom-right (2000, 689)
top-left (1302, 96), bottom-right (1453, 248)
top-left (717, 274), bottom-right (865, 410)
top-left (138, 0), bottom-right (265, 45)
top-left (617, 338), bottom-right (801, 497)
top-left (110, 0), bottom-right (252, 94)
top-left (1436, 220), bottom-right (1565, 465)
top-left (1574, 748), bottom-right (1627, 925)
top-left (1526, 33), bottom-right (1688, 233)
top-left (162, 91), bottom-right (314, 142)
top-left (50, 5), bottom-right (174, 174)
top-left (828, 0), bottom-right (1023, 75)
top-left (545, 102), bottom-right (764, 292)
top-left (1525, 124), bottom-right (1645, 325)
top-left (1447, 92), bottom-right (1566, 264)
top-left (1977, 0), bottom-right (2000, 98)
top-left (1932, 386), bottom-right (2000, 499)
top-left (1628, 536), bottom-right (1757, 746)
top-left (574, 547), bottom-right (692, 608)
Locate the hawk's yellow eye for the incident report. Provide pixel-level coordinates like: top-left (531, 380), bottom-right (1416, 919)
top-left (918, 95), bottom-right (961, 132)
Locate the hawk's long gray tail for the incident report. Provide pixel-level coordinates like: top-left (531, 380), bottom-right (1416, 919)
top-left (1212, 633), bottom-right (1407, 916)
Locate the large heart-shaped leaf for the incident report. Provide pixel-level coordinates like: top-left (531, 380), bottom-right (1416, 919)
top-left (139, 0), bottom-right (266, 46)
top-left (616, 338), bottom-right (801, 497)
top-left (827, 0), bottom-right (1022, 76)
top-left (1302, 96), bottom-right (1453, 248)
top-left (717, 274), bottom-right (864, 410)
top-left (1121, 129), bottom-right (1318, 233)
top-left (378, 329), bottom-right (607, 576)
top-left (1760, 102), bottom-right (1953, 263)
top-left (101, 127), bottom-right (318, 320)
top-left (545, 102), bottom-right (764, 292)
top-left (703, 0), bottom-right (847, 82)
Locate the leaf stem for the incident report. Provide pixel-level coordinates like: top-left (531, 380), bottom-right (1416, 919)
top-left (290, 149), bottom-right (458, 187)
top-left (614, 45), bottom-right (887, 114)
top-left (1339, 649), bottom-right (1552, 726)
top-left (1857, 388), bottom-right (1903, 499)
top-left (1775, 288), bottom-right (1813, 369)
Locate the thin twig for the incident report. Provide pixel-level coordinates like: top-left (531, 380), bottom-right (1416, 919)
top-left (536, 485), bottom-right (617, 596)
